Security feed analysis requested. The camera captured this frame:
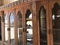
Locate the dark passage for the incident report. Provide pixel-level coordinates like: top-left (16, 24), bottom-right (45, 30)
top-left (39, 6), bottom-right (47, 45)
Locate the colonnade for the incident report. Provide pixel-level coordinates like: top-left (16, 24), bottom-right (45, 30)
top-left (0, 0), bottom-right (60, 45)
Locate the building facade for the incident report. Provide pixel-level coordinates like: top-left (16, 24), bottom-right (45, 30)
top-left (0, 0), bottom-right (60, 45)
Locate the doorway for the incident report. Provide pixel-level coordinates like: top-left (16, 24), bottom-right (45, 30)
top-left (52, 3), bottom-right (60, 45)
top-left (25, 10), bottom-right (33, 45)
top-left (39, 6), bottom-right (47, 45)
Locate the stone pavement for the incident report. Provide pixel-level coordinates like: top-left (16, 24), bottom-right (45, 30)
top-left (0, 40), bottom-right (33, 45)
top-left (0, 41), bottom-right (2, 45)
top-left (0, 41), bottom-right (8, 45)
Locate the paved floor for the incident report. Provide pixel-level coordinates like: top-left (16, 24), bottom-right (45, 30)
top-left (0, 40), bottom-right (33, 45)
top-left (0, 41), bottom-right (2, 45)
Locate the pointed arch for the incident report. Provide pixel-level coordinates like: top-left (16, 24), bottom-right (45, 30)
top-left (17, 11), bottom-right (22, 28)
top-left (17, 11), bottom-right (22, 18)
top-left (25, 9), bottom-right (32, 19)
top-left (39, 6), bottom-right (47, 45)
top-left (10, 12), bottom-right (14, 25)
top-left (52, 2), bottom-right (60, 45)
top-left (25, 9), bottom-right (33, 45)
top-left (17, 10), bottom-right (23, 45)
top-left (39, 6), bottom-right (46, 16)
top-left (52, 3), bottom-right (60, 15)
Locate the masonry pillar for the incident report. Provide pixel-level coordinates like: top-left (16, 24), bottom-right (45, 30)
top-left (1, 11), bottom-right (5, 45)
top-left (14, 10), bottom-right (18, 45)
top-left (48, 4), bottom-right (53, 45)
top-left (46, 2), bottom-right (53, 45)
top-left (7, 13), bottom-right (11, 45)
top-left (32, 1), bottom-right (40, 45)
top-left (22, 12), bottom-right (26, 45)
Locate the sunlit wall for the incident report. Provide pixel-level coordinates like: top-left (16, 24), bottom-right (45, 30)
top-left (3, 0), bottom-right (18, 5)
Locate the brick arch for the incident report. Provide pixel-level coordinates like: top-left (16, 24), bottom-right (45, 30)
top-left (53, 2), bottom-right (60, 8)
top-left (16, 7), bottom-right (23, 15)
top-left (9, 12), bottom-right (14, 18)
top-left (39, 5), bottom-right (47, 45)
top-left (24, 6), bottom-right (33, 15)
top-left (9, 10), bottom-right (15, 17)
top-left (39, 6), bottom-right (46, 15)
top-left (39, 6), bottom-right (46, 11)
top-left (25, 9), bottom-right (32, 18)
top-left (52, 1), bottom-right (60, 9)
top-left (39, 1), bottom-right (47, 11)
top-left (17, 11), bottom-right (22, 18)
top-left (9, 12), bottom-right (14, 24)
top-left (16, 10), bottom-right (22, 28)
top-left (52, 2), bottom-right (60, 15)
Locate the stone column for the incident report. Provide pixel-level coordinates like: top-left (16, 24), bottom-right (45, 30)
top-left (47, 3), bottom-right (53, 45)
top-left (14, 10), bottom-right (18, 45)
top-left (1, 11), bottom-right (5, 45)
top-left (32, 1), bottom-right (40, 45)
top-left (7, 14), bottom-right (10, 45)
top-left (22, 12), bottom-right (26, 45)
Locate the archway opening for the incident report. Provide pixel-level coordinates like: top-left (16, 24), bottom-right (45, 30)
top-left (52, 3), bottom-right (60, 45)
top-left (25, 10), bottom-right (33, 45)
top-left (17, 11), bottom-right (23, 45)
top-left (39, 6), bottom-right (47, 45)
top-left (10, 13), bottom-right (14, 44)
top-left (5, 15), bottom-right (8, 42)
